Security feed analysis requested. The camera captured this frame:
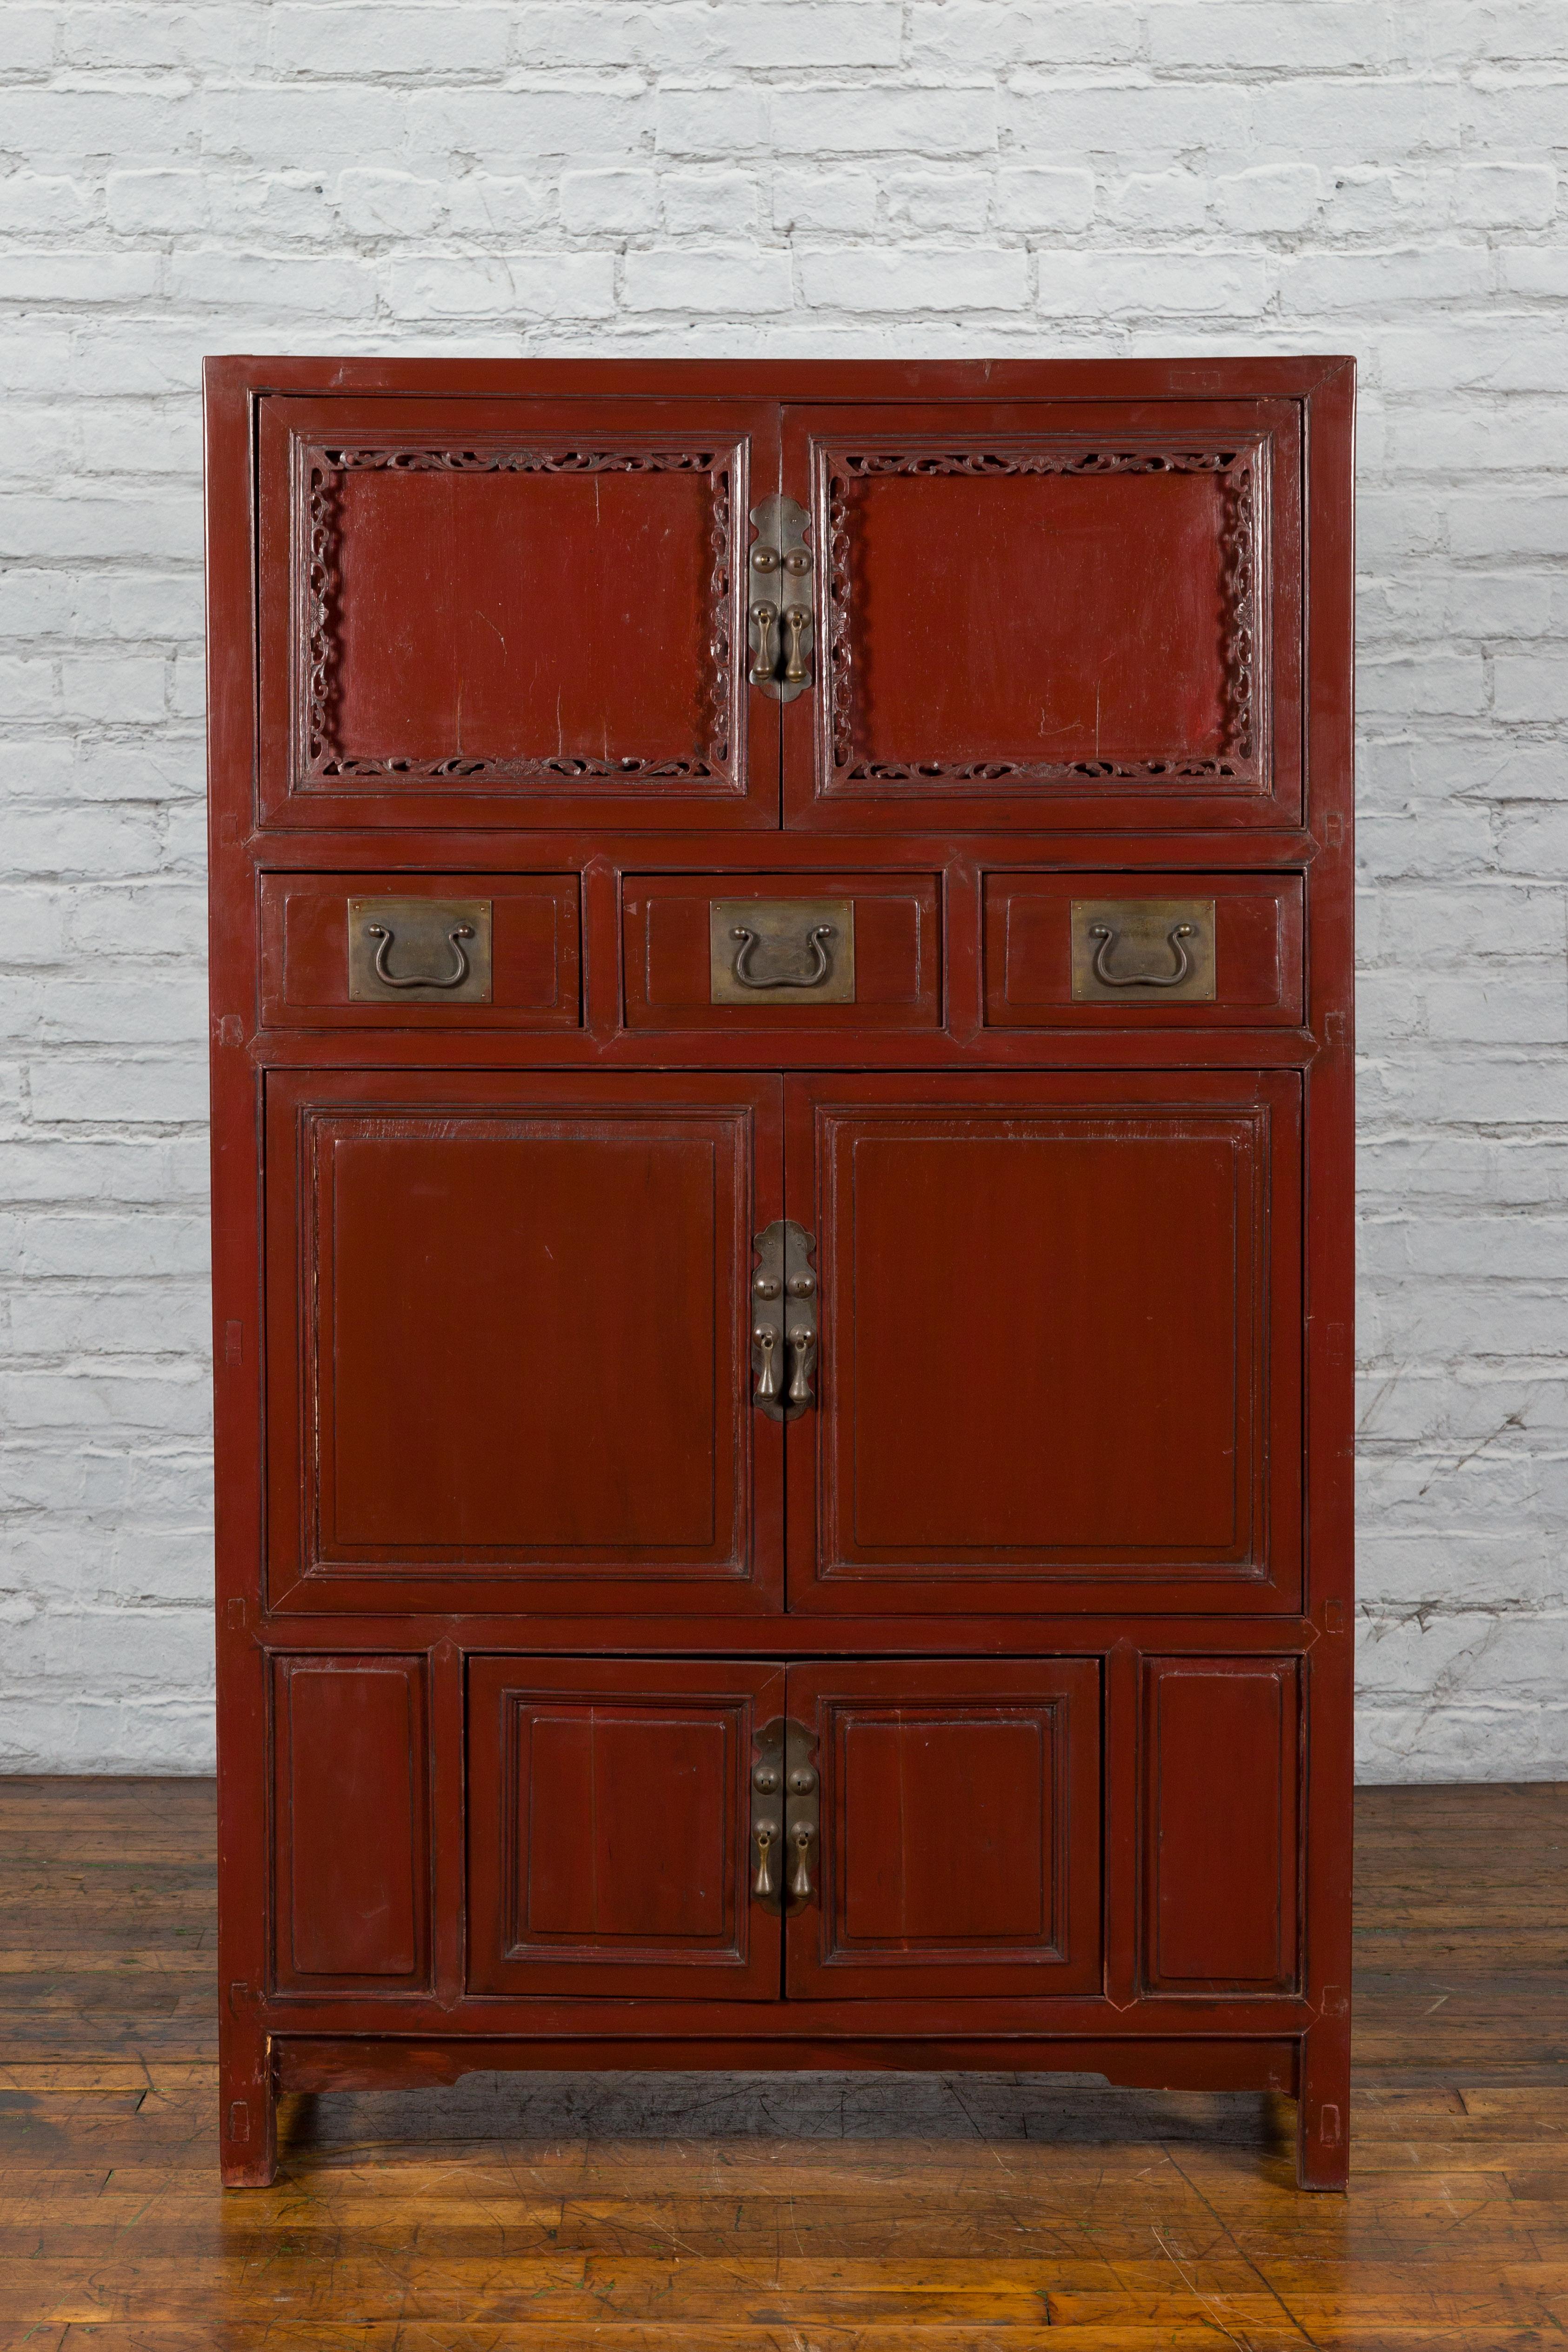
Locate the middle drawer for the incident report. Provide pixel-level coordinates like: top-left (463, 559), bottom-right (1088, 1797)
top-left (622, 873), bottom-right (943, 1031)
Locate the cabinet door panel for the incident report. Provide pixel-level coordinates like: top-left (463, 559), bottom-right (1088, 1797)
top-left (1143, 1657), bottom-right (1301, 1994)
top-left (271, 1655), bottom-right (430, 1993)
top-left (788, 1073), bottom-right (1301, 1612)
top-left (265, 1072), bottom-right (781, 1613)
top-left (781, 401), bottom-right (1301, 833)
top-left (787, 1659), bottom-right (1101, 1997)
top-left (257, 396), bottom-right (779, 831)
top-left (468, 1658), bottom-right (785, 1998)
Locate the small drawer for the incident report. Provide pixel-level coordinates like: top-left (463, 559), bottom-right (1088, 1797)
top-left (984, 873), bottom-right (1304, 1027)
top-left (260, 873), bottom-right (580, 1029)
top-left (623, 874), bottom-right (941, 1030)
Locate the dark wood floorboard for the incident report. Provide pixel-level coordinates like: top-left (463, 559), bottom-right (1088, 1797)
top-left (0, 1777), bottom-right (1564, 2347)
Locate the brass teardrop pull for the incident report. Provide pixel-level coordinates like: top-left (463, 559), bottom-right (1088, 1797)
top-left (753, 1824), bottom-right (778, 1900)
top-left (781, 604), bottom-right (810, 686)
top-left (748, 600), bottom-right (779, 687)
top-left (788, 1819), bottom-right (815, 1904)
top-left (787, 1326), bottom-right (816, 1410)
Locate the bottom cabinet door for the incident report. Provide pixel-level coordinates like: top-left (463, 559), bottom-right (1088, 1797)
top-left (786, 1660), bottom-right (1102, 1998)
top-left (467, 1658), bottom-right (785, 1998)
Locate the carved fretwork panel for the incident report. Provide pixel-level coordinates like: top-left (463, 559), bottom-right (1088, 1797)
top-left (780, 401), bottom-right (1301, 830)
top-left (825, 448), bottom-right (1259, 782)
top-left (257, 396), bottom-right (781, 829)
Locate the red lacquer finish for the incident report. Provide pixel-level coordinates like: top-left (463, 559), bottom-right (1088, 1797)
top-left (207, 355), bottom-right (1354, 2194)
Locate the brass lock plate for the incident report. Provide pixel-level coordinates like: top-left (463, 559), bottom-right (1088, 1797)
top-left (749, 1717), bottom-right (820, 1915)
top-left (749, 1218), bottom-right (818, 1421)
top-left (747, 494), bottom-right (814, 702)
top-left (347, 898), bottom-right (494, 1003)
top-left (1069, 899), bottom-right (1216, 1003)
top-left (710, 898), bottom-right (855, 1005)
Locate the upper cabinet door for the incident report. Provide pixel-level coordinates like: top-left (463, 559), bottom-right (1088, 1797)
top-left (257, 397), bottom-right (781, 831)
top-left (787, 1071), bottom-right (1302, 1614)
top-left (264, 1070), bottom-right (783, 1615)
top-left (779, 401), bottom-right (1302, 834)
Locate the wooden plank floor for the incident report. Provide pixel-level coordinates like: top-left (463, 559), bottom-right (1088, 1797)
top-left (0, 1780), bottom-right (1565, 2349)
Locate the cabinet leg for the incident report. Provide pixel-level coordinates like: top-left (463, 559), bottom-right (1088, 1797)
top-left (1295, 2023), bottom-right (1350, 2192)
top-left (220, 2012), bottom-right (277, 2188)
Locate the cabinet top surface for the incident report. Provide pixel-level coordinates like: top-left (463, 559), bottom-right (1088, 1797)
top-left (205, 353), bottom-right (1356, 403)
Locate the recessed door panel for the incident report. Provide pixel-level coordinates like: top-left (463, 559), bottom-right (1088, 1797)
top-left (787, 1073), bottom-right (1301, 1612)
top-left (1143, 1657), bottom-right (1302, 1994)
top-left (271, 1655), bottom-right (430, 1992)
top-left (257, 396), bottom-right (780, 830)
top-left (781, 401), bottom-right (1301, 832)
top-left (785, 1659), bottom-right (1102, 1997)
top-left (265, 1072), bottom-right (782, 1613)
top-left (468, 1657), bottom-right (785, 1998)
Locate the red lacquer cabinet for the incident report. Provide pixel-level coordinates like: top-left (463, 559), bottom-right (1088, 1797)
top-left (207, 357), bottom-right (1354, 2190)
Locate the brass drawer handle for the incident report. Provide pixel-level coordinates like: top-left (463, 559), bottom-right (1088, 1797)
top-left (731, 921), bottom-right (834, 991)
top-left (1088, 920), bottom-right (1195, 990)
top-left (364, 921), bottom-right (474, 991)
top-left (710, 898), bottom-right (854, 1005)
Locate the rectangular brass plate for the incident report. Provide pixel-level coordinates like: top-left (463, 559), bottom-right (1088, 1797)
top-left (347, 898), bottom-right (494, 1003)
top-left (1069, 899), bottom-right (1216, 1003)
top-left (710, 898), bottom-right (855, 1005)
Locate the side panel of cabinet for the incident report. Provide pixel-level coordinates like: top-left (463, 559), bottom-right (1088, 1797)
top-left (786, 1659), bottom-right (1101, 1997)
top-left (264, 1072), bottom-right (783, 1614)
top-left (256, 396), bottom-right (781, 832)
top-left (780, 399), bottom-right (1302, 833)
top-left (1142, 1657), bottom-right (1302, 1994)
top-left (787, 1071), bottom-right (1302, 1613)
top-left (271, 1654), bottom-right (431, 1992)
top-left (467, 1657), bottom-right (785, 1998)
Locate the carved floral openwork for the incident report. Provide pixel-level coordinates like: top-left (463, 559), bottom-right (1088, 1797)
top-left (298, 444), bottom-right (738, 785)
top-left (821, 446), bottom-right (1261, 786)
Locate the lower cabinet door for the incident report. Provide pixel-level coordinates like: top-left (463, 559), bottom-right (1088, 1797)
top-left (467, 1657), bottom-right (785, 1998)
top-left (783, 1659), bottom-right (1102, 1998)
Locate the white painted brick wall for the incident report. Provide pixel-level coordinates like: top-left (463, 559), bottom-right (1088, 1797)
top-left (0, 2), bottom-right (1563, 1779)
